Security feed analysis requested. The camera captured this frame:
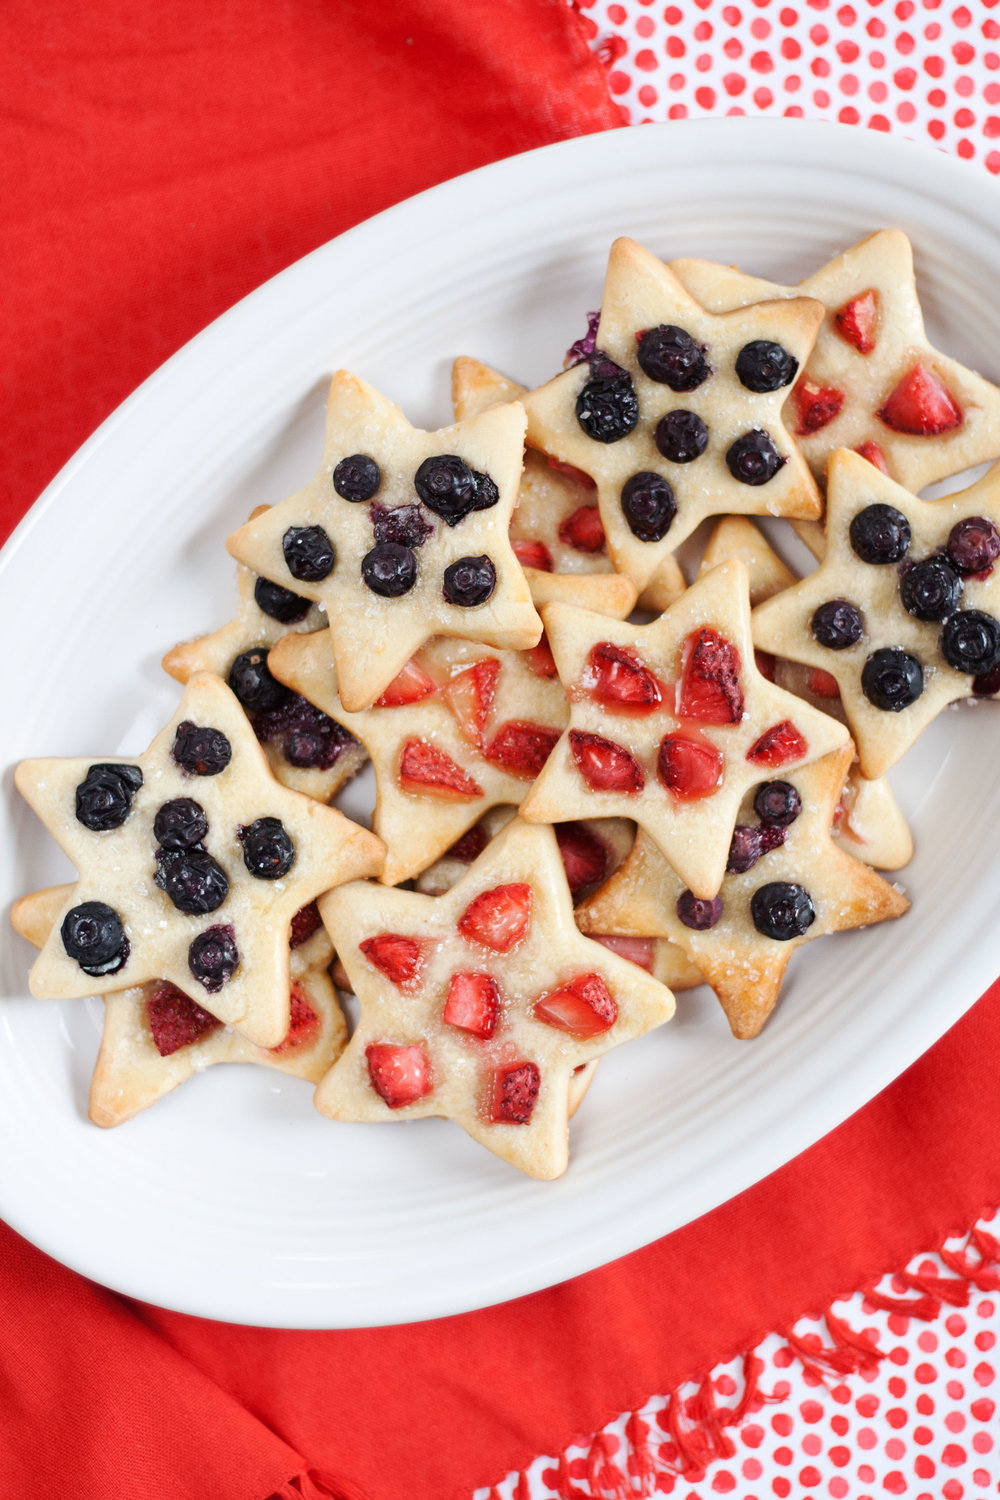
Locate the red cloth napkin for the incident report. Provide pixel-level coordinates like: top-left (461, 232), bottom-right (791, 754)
top-left (3, 4), bottom-right (1000, 1499)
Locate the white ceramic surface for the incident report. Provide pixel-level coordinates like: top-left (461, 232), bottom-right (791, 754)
top-left (3, 119), bottom-right (999, 1329)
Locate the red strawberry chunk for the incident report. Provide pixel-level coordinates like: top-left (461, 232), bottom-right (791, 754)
top-left (512, 539), bottom-right (554, 572)
top-left (443, 971), bottom-right (500, 1038)
top-left (808, 667), bottom-right (841, 699)
top-left (490, 1060), bottom-right (541, 1124)
top-left (484, 720), bottom-right (561, 778)
top-left (359, 932), bottom-right (424, 989)
top-left (657, 732), bottom-right (724, 801)
top-left (676, 627), bottom-right (744, 725)
top-left (587, 641), bottom-right (662, 711)
top-left (856, 440), bottom-right (890, 474)
top-left (525, 635), bottom-right (558, 679)
top-left (366, 1043), bottom-right (432, 1109)
top-left (270, 982), bottom-right (321, 1054)
top-left (146, 983), bottom-right (222, 1057)
top-left (569, 730), bottom-right (644, 794)
top-left (445, 658), bottom-right (500, 748)
top-left (459, 883), bottom-right (532, 952)
top-left (289, 900), bottom-right (322, 949)
top-left (555, 822), bottom-right (609, 897)
top-left (547, 454), bottom-right (597, 490)
top-left (375, 657), bottom-right (437, 707)
top-left (399, 738), bottom-right (483, 800)
top-left (878, 363), bottom-right (963, 436)
top-left (535, 971), bottom-right (618, 1038)
top-left (793, 379), bottom-right (845, 436)
top-left (746, 720), bottom-right (808, 767)
top-left (590, 934), bottom-right (654, 972)
top-left (834, 288), bottom-right (879, 354)
top-left (444, 824), bottom-right (489, 863)
top-left (558, 504), bottom-right (606, 554)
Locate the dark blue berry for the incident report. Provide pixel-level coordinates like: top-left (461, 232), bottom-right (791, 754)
top-left (899, 557), bottom-right (962, 622)
top-left (188, 925), bottom-right (239, 992)
top-left (239, 816), bottom-right (296, 879)
top-left (636, 325), bottom-right (711, 390)
top-left (849, 503), bottom-right (911, 565)
top-left (469, 470), bottom-right (500, 512)
top-left (333, 453), bottom-right (381, 502)
top-left (155, 847), bottom-right (229, 915)
top-left (753, 780), bottom-right (802, 828)
top-left (61, 902), bottom-right (129, 975)
top-left (861, 648), bottom-right (924, 711)
top-left (254, 576), bottom-right (311, 624)
top-left (654, 409), bottom-right (708, 464)
top-left (725, 430), bottom-right (784, 486)
top-left (620, 471), bottom-right (676, 542)
top-left (74, 763), bottom-right (143, 832)
top-left (751, 882), bottom-right (815, 940)
top-left (361, 542), bottom-right (417, 597)
top-left (249, 692), bottom-right (357, 770)
top-left (811, 599), bottom-right (864, 650)
top-left (726, 825), bottom-right (764, 874)
top-left (575, 369), bottom-right (640, 443)
top-left (153, 798), bottom-right (208, 851)
top-left (947, 516), bottom-right (1000, 576)
top-left (172, 722), bottom-right (232, 776)
top-left (758, 823), bottom-right (788, 855)
top-left (940, 609), bottom-right (1000, 675)
top-left (371, 503), bottom-right (432, 549)
top-left (228, 647), bottom-right (290, 713)
top-left (414, 455), bottom-right (476, 524)
top-left (676, 890), bottom-right (723, 929)
top-left (442, 555), bottom-right (496, 607)
top-left (282, 525), bottom-right (335, 582)
top-left (735, 340), bottom-right (798, 393)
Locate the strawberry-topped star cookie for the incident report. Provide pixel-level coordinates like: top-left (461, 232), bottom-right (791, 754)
top-left (521, 237), bottom-right (824, 592)
top-left (576, 745), bottom-right (909, 1039)
top-left (14, 673), bottom-right (384, 1047)
top-left (752, 448), bottom-right (1000, 778)
top-left (519, 559), bottom-right (850, 899)
top-left (672, 230), bottom-right (1000, 491)
top-left (226, 372), bottom-right (542, 711)
top-left (268, 627), bottom-right (568, 885)
top-left (11, 886), bottom-right (345, 1126)
top-left (315, 817), bottom-right (675, 1179)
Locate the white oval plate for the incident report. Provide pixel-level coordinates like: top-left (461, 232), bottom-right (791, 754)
top-left (3, 119), bottom-right (1000, 1329)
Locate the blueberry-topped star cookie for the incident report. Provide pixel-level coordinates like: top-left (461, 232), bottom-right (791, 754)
top-left (519, 559), bottom-right (850, 900)
top-left (520, 237), bottom-right (824, 592)
top-left (672, 230), bottom-right (1000, 492)
top-left (13, 673), bottom-right (384, 1047)
top-left (226, 372), bottom-right (542, 712)
top-left (268, 626), bottom-right (569, 885)
top-left (752, 448), bottom-right (1000, 779)
top-left (576, 745), bottom-right (909, 1040)
top-left (163, 507), bottom-right (367, 803)
top-left (314, 817), bottom-right (675, 1180)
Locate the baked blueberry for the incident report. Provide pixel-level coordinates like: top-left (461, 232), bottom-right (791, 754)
top-left (849, 503), bottom-right (911, 565)
top-left (620, 471), bottom-right (677, 542)
top-left (811, 599), bottom-right (864, 650)
top-left (282, 525), bottom-right (335, 582)
top-left (735, 340), bottom-right (798, 393)
top-left (371, 503), bottom-right (432, 549)
top-left (361, 542), bottom-right (417, 597)
top-left (758, 823), bottom-right (788, 855)
top-left (239, 816), bottom-right (296, 879)
top-left (333, 453), bottom-right (381, 502)
top-left (947, 515), bottom-right (1000, 576)
top-left (575, 368), bottom-right (640, 443)
top-left (754, 780), bottom-right (802, 828)
top-left (253, 576), bottom-right (312, 624)
top-left (172, 722), bottom-right (232, 776)
top-left (74, 762), bottom-right (143, 832)
top-left (442, 555), bottom-right (496, 607)
top-left (726, 825), bottom-right (763, 874)
top-left (750, 882), bottom-right (815, 940)
top-left (899, 557), bottom-right (962, 622)
top-left (725, 430), bottom-right (784, 486)
top-left (282, 701), bottom-right (358, 770)
top-left (676, 890), bottom-right (723, 929)
top-left (469, 470), bottom-right (500, 512)
top-left (654, 410), bottom-right (708, 464)
top-left (155, 847), bottom-right (230, 915)
top-left (636, 325), bottom-right (711, 391)
top-left (414, 455), bottom-right (476, 524)
top-left (861, 647), bottom-right (924, 711)
top-left (188, 924), bottom-right (239, 992)
top-left (153, 798), bottom-right (208, 851)
top-left (61, 901), bottom-right (129, 976)
top-left (940, 609), bottom-right (1000, 675)
top-left (227, 647), bottom-right (290, 713)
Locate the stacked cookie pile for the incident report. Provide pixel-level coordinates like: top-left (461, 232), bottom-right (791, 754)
top-left (13, 231), bottom-right (1000, 1179)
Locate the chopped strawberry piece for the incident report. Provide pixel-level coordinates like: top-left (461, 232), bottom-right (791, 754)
top-left (444, 658), bottom-right (500, 748)
top-left (484, 720), bottom-right (561, 778)
top-left (270, 982), bottom-right (322, 1054)
top-left (146, 983), bottom-right (222, 1057)
top-left (375, 657), bottom-right (437, 707)
top-left (490, 1060), bottom-right (541, 1124)
top-left (555, 822), bottom-right (609, 897)
top-left (587, 641), bottom-right (662, 711)
top-left (657, 733), bottom-right (724, 801)
top-left (878, 363), bottom-right (963, 436)
top-left (459, 883), bottom-right (532, 952)
top-left (833, 288), bottom-right (879, 354)
top-left (590, 934), bottom-right (654, 972)
top-left (525, 634), bottom-right (558, 679)
top-left (443, 971), bottom-right (500, 1038)
top-left (676, 627), bottom-right (744, 725)
top-left (512, 539), bottom-right (554, 572)
top-left (547, 455), bottom-right (596, 489)
top-left (366, 1043), bottom-right (432, 1108)
top-left (793, 379), bottom-right (845, 436)
top-left (444, 824), bottom-right (488, 863)
top-left (746, 720), bottom-right (808, 767)
top-left (569, 730), bottom-right (645, 794)
top-left (856, 440), bottom-right (891, 474)
top-left (754, 649), bottom-right (777, 683)
top-left (808, 667), bottom-right (841, 699)
top-left (360, 932), bottom-right (424, 989)
top-left (399, 739), bottom-right (483, 800)
top-left (289, 900), bottom-right (322, 949)
top-left (535, 971), bottom-right (618, 1038)
top-left (558, 505), bottom-right (606, 554)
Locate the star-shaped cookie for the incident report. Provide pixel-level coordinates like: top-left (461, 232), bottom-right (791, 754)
top-left (315, 817), bottom-right (675, 1179)
top-left (14, 672), bottom-right (384, 1046)
top-left (11, 885), bottom-right (345, 1126)
top-left (519, 560), bottom-right (850, 898)
top-left (226, 372), bottom-right (542, 711)
top-left (163, 507), bottom-right (367, 802)
top-left (672, 230), bottom-right (1000, 492)
top-left (752, 448), bottom-right (1000, 778)
top-left (576, 746), bottom-right (909, 1039)
top-left (268, 629), bottom-right (569, 885)
top-left (521, 237), bottom-right (824, 591)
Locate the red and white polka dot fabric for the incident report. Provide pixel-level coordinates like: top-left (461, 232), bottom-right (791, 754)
top-left (573, 0), bottom-right (1000, 170)
top-left (478, 1215), bottom-right (1000, 1497)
